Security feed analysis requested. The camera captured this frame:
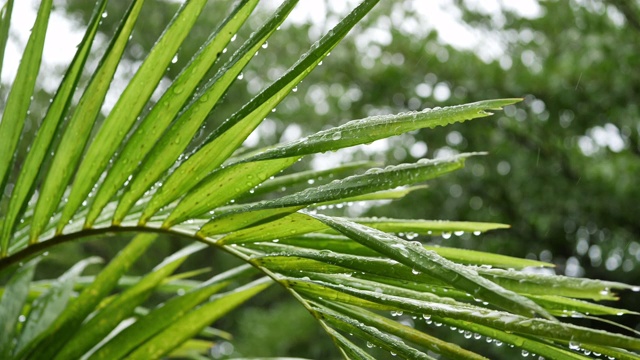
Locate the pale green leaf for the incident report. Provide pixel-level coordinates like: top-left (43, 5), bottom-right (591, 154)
top-left (243, 99), bottom-right (522, 162)
top-left (0, 0), bottom-right (107, 255)
top-left (84, 0), bottom-right (262, 227)
top-left (125, 278), bottom-right (272, 360)
top-left (88, 264), bottom-right (254, 360)
top-left (0, 258), bottom-right (39, 358)
top-left (53, 243), bottom-right (206, 360)
top-left (0, 0), bottom-right (15, 76)
top-left (164, 157), bottom-right (299, 228)
top-left (28, 0), bottom-right (146, 243)
top-left (111, 0), bottom-right (300, 225)
top-left (0, 0), bottom-right (51, 194)
top-left (14, 257), bottom-right (102, 355)
top-left (311, 214), bottom-right (553, 319)
top-left (133, 0), bottom-right (381, 224)
top-left (58, 0), bottom-right (210, 233)
top-left (21, 234), bottom-right (156, 359)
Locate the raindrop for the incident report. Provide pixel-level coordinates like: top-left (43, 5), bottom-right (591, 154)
top-left (292, 86), bottom-right (298, 92)
top-left (411, 269), bottom-right (421, 275)
top-left (171, 54), bottom-right (178, 63)
top-left (568, 341), bottom-right (581, 350)
top-left (101, 11), bottom-right (108, 18)
top-left (366, 342), bottom-right (375, 348)
top-left (521, 350), bottom-right (529, 357)
top-left (454, 230), bottom-right (464, 236)
top-left (261, 41), bottom-right (268, 49)
top-left (237, 73), bottom-right (244, 80)
top-left (332, 131), bottom-right (342, 140)
top-left (442, 232), bottom-right (452, 239)
top-left (307, 179), bottom-right (315, 185)
top-left (473, 230), bottom-right (482, 236)
top-left (231, 34), bottom-right (237, 42)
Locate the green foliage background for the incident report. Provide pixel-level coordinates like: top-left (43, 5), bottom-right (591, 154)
top-left (1, 0), bottom-right (639, 358)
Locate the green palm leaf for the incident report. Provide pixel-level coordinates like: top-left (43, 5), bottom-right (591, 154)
top-left (0, 0), bottom-right (637, 359)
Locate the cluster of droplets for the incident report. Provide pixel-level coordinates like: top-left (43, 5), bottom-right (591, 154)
top-left (419, 314), bottom-right (557, 358)
top-left (568, 340), bottom-right (615, 359)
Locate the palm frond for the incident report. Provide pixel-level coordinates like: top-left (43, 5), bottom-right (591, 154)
top-left (0, 0), bottom-right (638, 359)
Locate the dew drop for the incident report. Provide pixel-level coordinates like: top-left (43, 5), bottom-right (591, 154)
top-left (569, 341), bottom-right (580, 350)
top-left (237, 73), bottom-right (244, 80)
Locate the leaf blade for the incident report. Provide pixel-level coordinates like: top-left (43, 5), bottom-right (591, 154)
top-left (22, 234), bottom-right (156, 359)
top-left (53, 243), bottom-right (206, 360)
top-left (57, 0), bottom-right (210, 233)
top-left (112, 0), bottom-right (300, 225)
top-left (311, 214), bottom-right (554, 319)
top-left (0, 0), bottom-right (108, 255)
top-left (28, 0), bottom-right (146, 243)
top-left (125, 278), bottom-right (272, 360)
top-left (0, 0), bottom-right (51, 194)
top-left (0, 258), bottom-right (39, 358)
top-left (134, 0), bottom-right (381, 223)
top-left (84, 0), bottom-right (261, 227)
top-left (242, 99), bottom-right (522, 162)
